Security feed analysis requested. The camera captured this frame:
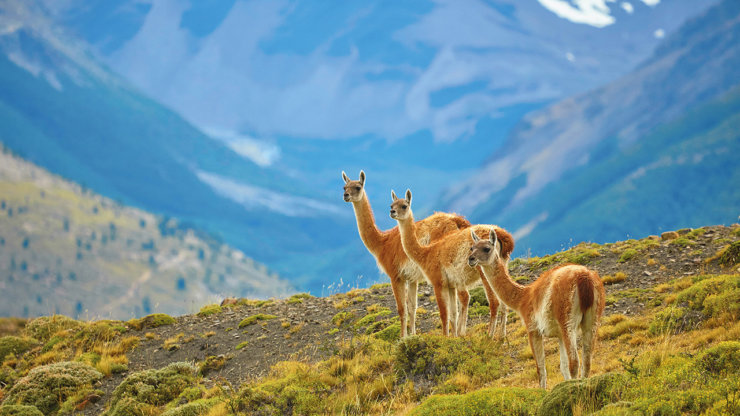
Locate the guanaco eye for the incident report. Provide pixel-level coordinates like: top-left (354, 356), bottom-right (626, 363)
top-left (355, 186), bottom-right (361, 191)
top-left (483, 247), bottom-right (491, 253)
top-left (469, 247), bottom-right (474, 251)
top-left (401, 205), bottom-right (408, 209)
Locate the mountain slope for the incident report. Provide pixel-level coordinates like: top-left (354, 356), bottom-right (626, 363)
top-left (444, 0), bottom-right (740, 256)
top-left (0, 1), bottom-right (355, 290)
top-left (36, 0), bottom-right (718, 143)
top-left (0, 145), bottom-right (292, 319)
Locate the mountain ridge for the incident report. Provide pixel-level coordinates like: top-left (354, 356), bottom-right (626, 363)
top-left (443, 0), bottom-right (740, 256)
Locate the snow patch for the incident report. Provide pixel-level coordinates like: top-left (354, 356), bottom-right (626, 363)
top-left (513, 212), bottom-right (549, 241)
top-left (196, 171), bottom-right (346, 218)
top-left (654, 28), bottom-right (665, 39)
top-left (203, 128), bottom-right (281, 167)
top-left (537, 0), bottom-right (616, 28)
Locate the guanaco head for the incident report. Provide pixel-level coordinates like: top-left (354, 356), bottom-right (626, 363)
top-left (389, 189), bottom-right (412, 221)
top-left (342, 170), bottom-right (366, 202)
top-left (468, 227), bottom-right (501, 267)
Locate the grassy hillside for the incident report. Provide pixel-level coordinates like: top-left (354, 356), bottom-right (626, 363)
top-left (0, 224), bottom-right (738, 415)
top-left (0, 146), bottom-right (292, 319)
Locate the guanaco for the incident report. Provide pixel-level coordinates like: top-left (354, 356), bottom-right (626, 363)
top-left (469, 228), bottom-right (605, 388)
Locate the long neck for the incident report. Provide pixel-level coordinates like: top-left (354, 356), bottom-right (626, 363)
top-left (396, 210), bottom-right (427, 263)
top-left (480, 257), bottom-right (526, 312)
top-left (351, 192), bottom-right (384, 252)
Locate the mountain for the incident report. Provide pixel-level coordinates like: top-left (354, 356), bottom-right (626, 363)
top-left (443, 0), bottom-right (740, 256)
top-left (0, 145), bottom-right (292, 319)
top-left (0, 0), bottom-right (727, 294)
top-left (0, 0), bottom-right (356, 291)
top-left (35, 0), bottom-right (718, 143)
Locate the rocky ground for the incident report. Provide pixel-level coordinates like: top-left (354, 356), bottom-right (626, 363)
top-left (1, 224), bottom-right (738, 415)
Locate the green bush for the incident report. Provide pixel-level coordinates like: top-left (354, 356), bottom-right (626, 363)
top-left (238, 362), bottom-right (330, 415)
top-left (536, 373), bottom-right (627, 416)
top-left (331, 311), bottom-right (354, 327)
top-left (674, 275), bottom-right (740, 319)
top-left (618, 249), bottom-right (637, 263)
top-left (719, 241), bottom-right (740, 266)
top-left (127, 313), bottom-right (176, 330)
top-left (105, 362), bottom-right (198, 415)
top-left (694, 341), bottom-right (740, 377)
top-left (394, 334), bottom-right (502, 390)
top-left (238, 314), bottom-right (277, 328)
top-left (411, 387), bottom-right (545, 416)
top-left (373, 323), bottom-right (401, 342)
top-left (197, 304), bottom-right (222, 317)
top-left (3, 361), bottom-right (103, 415)
top-left (160, 399), bottom-right (219, 416)
top-left (354, 309), bottom-right (391, 329)
top-left (24, 316), bottom-right (82, 342)
top-left (0, 405), bottom-right (44, 416)
top-left (468, 287), bottom-right (489, 307)
top-left (648, 307), bottom-right (698, 336)
top-left (0, 336), bottom-right (38, 362)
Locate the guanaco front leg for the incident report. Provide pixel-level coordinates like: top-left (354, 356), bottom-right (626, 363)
top-left (528, 331), bottom-right (547, 389)
top-left (390, 274), bottom-right (408, 338)
top-left (406, 280), bottom-right (419, 336)
top-left (447, 286), bottom-right (458, 336)
top-left (457, 289), bottom-right (470, 336)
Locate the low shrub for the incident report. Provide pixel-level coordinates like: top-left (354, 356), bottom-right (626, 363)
top-left (24, 316), bottom-right (82, 342)
top-left (160, 398), bottom-right (219, 416)
top-left (411, 387), bottom-right (545, 416)
top-left (694, 341), bottom-right (740, 377)
top-left (0, 405), bottom-right (44, 416)
top-left (105, 362), bottom-right (197, 416)
top-left (197, 304), bottom-right (222, 317)
top-left (3, 361), bottom-right (103, 414)
top-left (719, 241), bottom-right (740, 266)
top-left (238, 314), bottom-right (277, 328)
top-left (127, 314), bottom-right (176, 330)
top-left (394, 334), bottom-right (502, 392)
top-left (618, 249), bottom-right (637, 263)
top-left (536, 373), bottom-right (627, 416)
top-left (0, 337), bottom-right (38, 362)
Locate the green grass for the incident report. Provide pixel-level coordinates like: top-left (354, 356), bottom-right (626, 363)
top-left (196, 304), bottom-right (222, 317)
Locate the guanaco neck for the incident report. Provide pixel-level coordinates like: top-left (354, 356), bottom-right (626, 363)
top-left (480, 257), bottom-right (526, 312)
top-left (351, 191), bottom-right (385, 252)
top-left (396, 210), bottom-right (429, 264)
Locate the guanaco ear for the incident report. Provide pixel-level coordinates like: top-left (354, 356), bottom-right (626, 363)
top-left (405, 189), bottom-right (412, 205)
top-left (391, 190), bottom-right (398, 201)
top-left (359, 170), bottom-right (366, 186)
top-left (489, 227), bottom-right (499, 249)
top-left (342, 171), bottom-right (350, 184)
top-left (471, 229), bottom-right (480, 243)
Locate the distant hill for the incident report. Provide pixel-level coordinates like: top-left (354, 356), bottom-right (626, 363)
top-left (0, 145), bottom-right (292, 319)
top-left (443, 0), bottom-right (740, 256)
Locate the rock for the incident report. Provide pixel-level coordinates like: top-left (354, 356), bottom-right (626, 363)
top-left (677, 228), bottom-right (692, 235)
top-left (220, 298), bottom-right (238, 306)
top-left (643, 271), bottom-right (652, 276)
top-left (661, 231), bottom-right (679, 241)
top-left (647, 235), bottom-right (660, 241)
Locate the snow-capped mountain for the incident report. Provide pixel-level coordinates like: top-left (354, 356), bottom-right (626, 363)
top-left (443, 0), bottom-right (740, 255)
